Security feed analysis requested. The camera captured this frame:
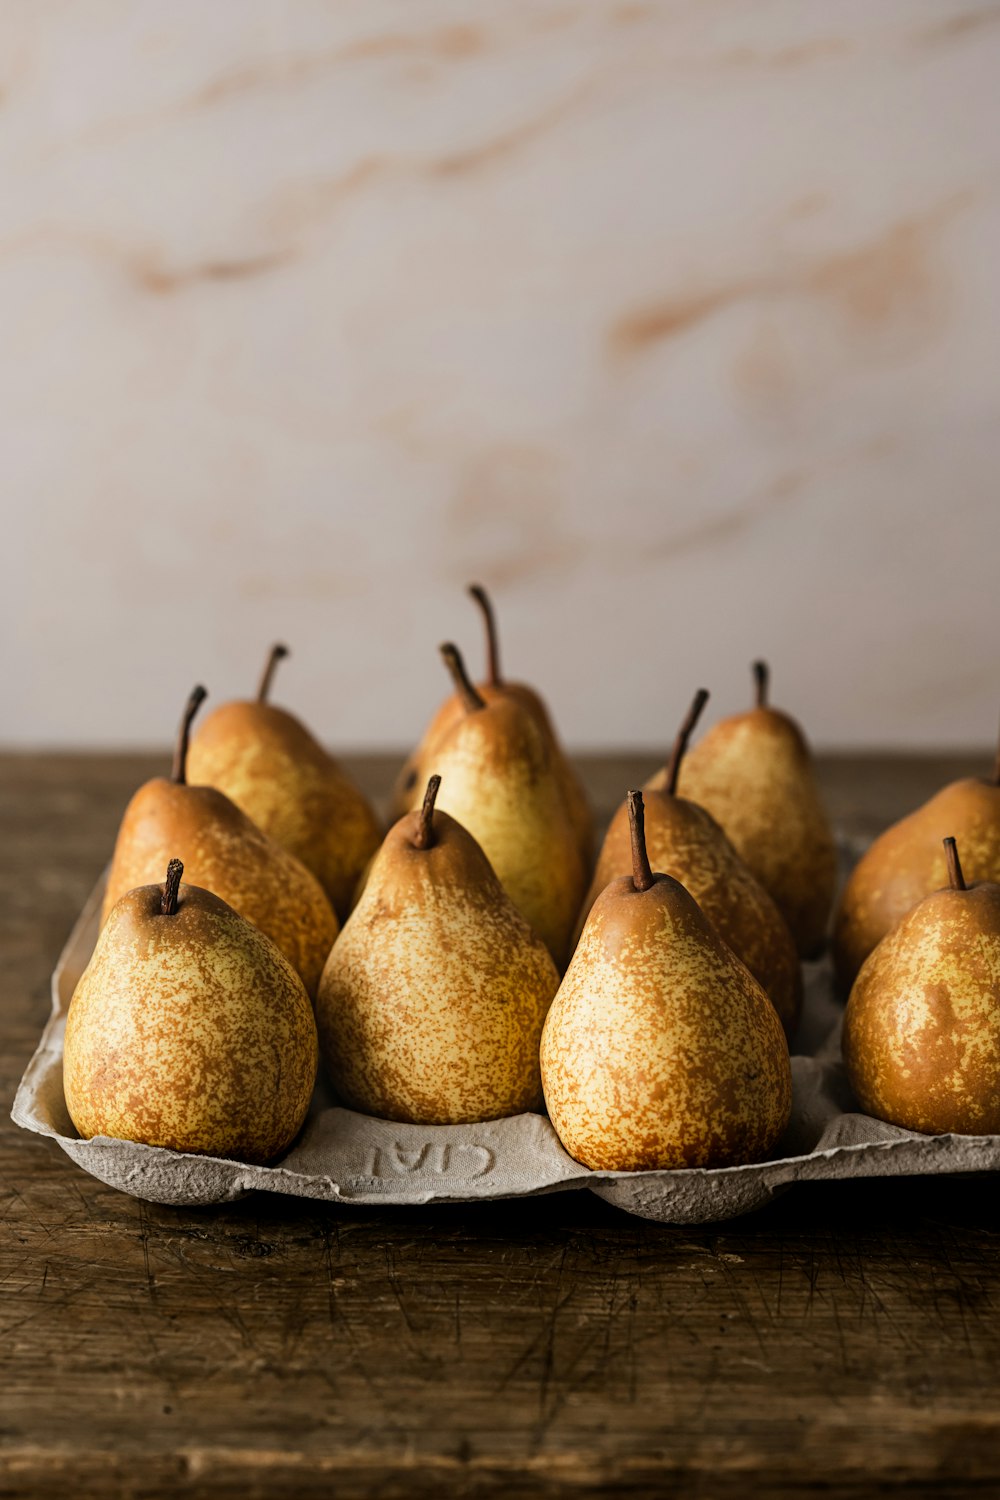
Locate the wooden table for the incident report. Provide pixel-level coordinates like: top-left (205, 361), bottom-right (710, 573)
top-left (3, 752), bottom-right (999, 1498)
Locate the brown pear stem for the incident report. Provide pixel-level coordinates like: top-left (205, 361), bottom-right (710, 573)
top-left (627, 790), bottom-right (655, 893)
top-left (664, 688), bottom-right (710, 796)
top-left (468, 583), bottom-right (501, 686)
top-left (161, 858), bottom-right (184, 915)
top-left (944, 837), bottom-right (967, 892)
top-left (257, 643), bottom-right (289, 703)
top-left (440, 642), bottom-right (486, 713)
top-left (994, 711), bottom-right (1000, 786)
top-left (171, 686), bottom-right (208, 784)
top-left (753, 660), bottom-right (770, 708)
top-left (412, 774), bottom-right (441, 850)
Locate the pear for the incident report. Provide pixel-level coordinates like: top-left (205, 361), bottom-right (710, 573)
top-left (843, 838), bottom-right (1000, 1134)
top-left (397, 642), bottom-right (587, 967)
top-left (317, 776), bottom-right (560, 1124)
top-left (664, 662), bottom-right (836, 958)
top-left (186, 643), bottom-right (381, 921)
top-left (391, 584), bottom-right (594, 869)
top-left (577, 690), bottom-right (802, 1037)
top-left (103, 685), bottom-right (338, 998)
top-left (541, 791), bottom-right (792, 1170)
top-left (65, 860), bottom-right (318, 1162)
top-left (833, 740), bottom-right (1000, 990)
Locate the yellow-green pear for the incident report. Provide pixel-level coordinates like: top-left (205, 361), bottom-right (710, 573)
top-left (317, 776), bottom-right (560, 1124)
top-left (541, 791), bottom-right (792, 1171)
top-left (578, 690), bottom-right (802, 1037)
top-left (843, 838), bottom-right (1000, 1135)
top-left (666, 662), bottom-right (836, 958)
top-left (65, 860), bottom-right (318, 1162)
top-left (187, 644), bottom-right (382, 921)
top-left (103, 686), bottom-right (338, 998)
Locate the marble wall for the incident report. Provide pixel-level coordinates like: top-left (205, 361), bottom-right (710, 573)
top-left (3, 1), bottom-right (999, 751)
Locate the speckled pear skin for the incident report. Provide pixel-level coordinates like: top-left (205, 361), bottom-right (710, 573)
top-left (669, 707), bottom-right (836, 958)
top-left (317, 808), bottom-right (560, 1124)
top-left (405, 698), bottom-right (588, 967)
top-left (64, 882), bottom-right (318, 1162)
top-left (187, 701), bottom-right (381, 922)
top-left (100, 780), bottom-right (338, 998)
top-left (541, 874), bottom-right (792, 1171)
top-left (843, 881), bottom-right (1000, 1135)
top-left (833, 778), bottom-right (1000, 990)
top-left (576, 792), bottom-right (802, 1038)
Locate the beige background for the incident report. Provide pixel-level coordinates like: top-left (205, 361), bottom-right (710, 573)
top-left (3, 1), bottom-right (999, 751)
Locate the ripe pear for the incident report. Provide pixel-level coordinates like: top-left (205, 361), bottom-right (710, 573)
top-left (833, 743), bottom-right (1000, 990)
top-left (541, 792), bottom-right (792, 1171)
top-left (103, 686), bottom-right (338, 998)
top-left (665, 662), bottom-right (836, 958)
top-left (398, 643), bottom-right (587, 967)
top-left (65, 860), bottom-right (318, 1162)
top-left (577, 690), bottom-right (802, 1038)
top-left (317, 776), bottom-right (560, 1124)
top-left (843, 838), bottom-right (1000, 1134)
top-left (391, 584), bottom-right (594, 869)
top-left (187, 643), bottom-right (382, 921)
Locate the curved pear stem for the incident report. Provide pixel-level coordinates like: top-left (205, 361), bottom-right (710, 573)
top-left (440, 642), bottom-right (486, 713)
top-left (161, 858), bottom-right (184, 916)
top-left (468, 583), bottom-right (501, 686)
top-left (171, 686), bottom-right (208, 784)
top-left (627, 790), bottom-right (655, 893)
top-left (412, 774), bottom-right (441, 850)
top-left (753, 660), bottom-right (770, 708)
top-left (257, 643), bottom-right (289, 703)
top-left (944, 837), bottom-right (967, 892)
top-left (664, 688), bottom-right (710, 797)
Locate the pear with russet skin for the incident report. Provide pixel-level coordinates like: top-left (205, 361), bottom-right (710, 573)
top-left (541, 792), bottom-right (792, 1171)
top-left (391, 584), bottom-right (594, 869)
top-left (663, 662), bottom-right (836, 958)
top-left (65, 860), bottom-right (318, 1162)
top-left (317, 776), bottom-right (560, 1124)
top-left (833, 735), bottom-right (1000, 990)
top-left (577, 690), bottom-right (802, 1038)
top-left (843, 838), bottom-right (1000, 1135)
top-left (186, 644), bottom-right (381, 921)
top-left (102, 686), bottom-right (338, 998)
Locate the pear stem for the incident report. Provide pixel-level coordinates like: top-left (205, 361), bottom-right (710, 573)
top-left (994, 712), bottom-right (1000, 786)
top-left (627, 790), bottom-right (655, 893)
top-left (440, 642), bottom-right (486, 713)
top-left (753, 660), bottom-right (770, 708)
top-left (412, 774), bottom-right (441, 850)
top-left (944, 837), bottom-right (967, 892)
top-left (257, 643), bottom-right (289, 703)
top-left (161, 858), bottom-right (184, 916)
top-left (171, 686), bottom-right (208, 784)
top-left (468, 583), bottom-right (501, 686)
top-left (664, 688), bottom-right (710, 796)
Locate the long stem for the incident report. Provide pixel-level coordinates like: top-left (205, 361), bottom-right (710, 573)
top-left (440, 642), bottom-right (486, 713)
top-left (161, 858), bottom-right (184, 915)
top-left (753, 660), bottom-right (770, 708)
top-left (627, 790), bottom-right (655, 893)
top-left (468, 584), bottom-right (501, 686)
top-left (257, 643), bottom-right (289, 703)
top-left (171, 686), bottom-right (207, 784)
top-left (664, 688), bottom-right (710, 796)
top-left (944, 837), bottom-right (967, 891)
top-left (994, 711), bottom-right (1000, 786)
top-left (412, 775), bottom-right (441, 850)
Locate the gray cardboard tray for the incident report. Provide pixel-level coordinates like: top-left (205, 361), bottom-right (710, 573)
top-left (12, 869), bottom-right (1000, 1223)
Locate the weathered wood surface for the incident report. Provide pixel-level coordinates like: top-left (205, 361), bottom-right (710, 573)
top-left (2, 751), bottom-right (999, 1499)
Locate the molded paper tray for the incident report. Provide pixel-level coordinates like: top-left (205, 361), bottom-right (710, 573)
top-left (13, 869), bottom-right (1000, 1223)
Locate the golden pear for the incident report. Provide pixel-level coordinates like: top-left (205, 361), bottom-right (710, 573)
top-left (65, 860), bottom-right (318, 1162)
top-left (187, 644), bottom-right (382, 921)
top-left (541, 792), bottom-right (792, 1171)
top-left (578, 690), bottom-right (802, 1037)
top-left (103, 686), bottom-right (338, 998)
top-left (668, 662), bottom-right (836, 958)
top-left (317, 776), bottom-right (560, 1124)
top-left (843, 838), bottom-right (1000, 1134)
